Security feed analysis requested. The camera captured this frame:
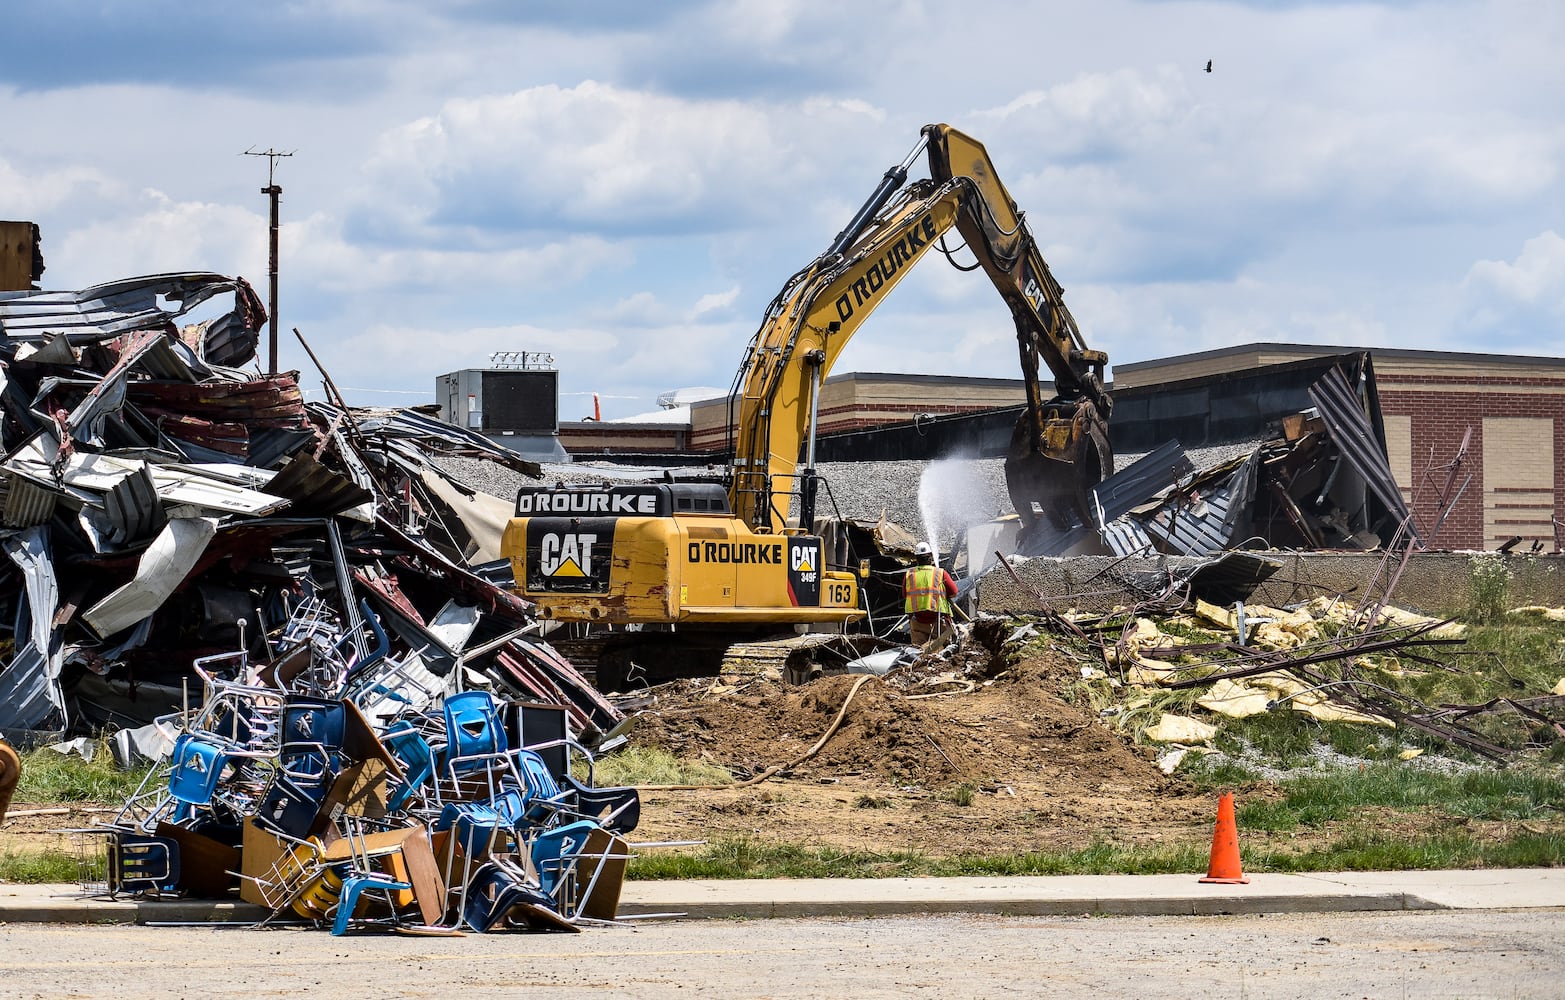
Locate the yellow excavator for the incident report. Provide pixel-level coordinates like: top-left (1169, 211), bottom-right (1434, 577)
top-left (501, 124), bottom-right (1112, 680)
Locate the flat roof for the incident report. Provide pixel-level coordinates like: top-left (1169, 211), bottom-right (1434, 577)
top-left (821, 371), bottom-right (1026, 387)
top-left (1114, 342), bottom-right (1565, 373)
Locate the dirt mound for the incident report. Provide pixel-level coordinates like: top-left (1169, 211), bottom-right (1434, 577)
top-left (629, 648), bottom-right (1200, 857)
top-left (641, 649), bottom-right (1167, 786)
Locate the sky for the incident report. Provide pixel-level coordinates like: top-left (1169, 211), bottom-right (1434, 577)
top-left (3, 0), bottom-right (1562, 421)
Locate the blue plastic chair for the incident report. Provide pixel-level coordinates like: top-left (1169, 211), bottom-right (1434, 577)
top-left (442, 691), bottom-right (507, 774)
top-left (516, 750), bottom-right (573, 827)
top-left (529, 819), bottom-right (602, 903)
top-left (331, 872), bottom-right (413, 936)
top-left (460, 859), bottom-right (573, 933)
top-left (280, 696), bottom-right (348, 790)
top-left (382, 722), bottom-right (437, 813)
top-left (435, 800), bottom-right (507, 859)
top-left (109, 834), bottom-right (181, 897)
top-left (167, 733), bottom-right (233, 807)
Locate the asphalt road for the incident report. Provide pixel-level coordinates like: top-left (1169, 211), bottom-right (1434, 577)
top-left (1, 909), bottom-right (1560, 999)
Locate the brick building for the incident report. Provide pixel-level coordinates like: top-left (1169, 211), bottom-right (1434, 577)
top-left (559, 344), bottom-right (1564, 552)
top-left (686, 372), bottom-right (1026, 452)
top-left (1114, 344), bottom-right (1565, 552)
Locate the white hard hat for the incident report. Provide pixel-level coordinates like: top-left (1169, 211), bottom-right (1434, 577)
top-left (914, 542), bottom-right (932, 556)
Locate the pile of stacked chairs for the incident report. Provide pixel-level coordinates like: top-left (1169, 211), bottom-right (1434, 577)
top-left (93, 598), bottom-right (640, 934)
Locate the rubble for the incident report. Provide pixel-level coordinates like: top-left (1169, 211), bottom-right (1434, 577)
top-left (0, 278), bottom-right (618, 743)
top-left (0, 268), bottom-right (660, 932)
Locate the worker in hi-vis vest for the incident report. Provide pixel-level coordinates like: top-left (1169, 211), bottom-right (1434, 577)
top-left (903, 542), bottom-right (958, 646)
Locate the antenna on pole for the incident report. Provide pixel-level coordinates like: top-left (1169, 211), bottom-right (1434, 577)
top-left (243, 146), bottom-right (294, 375)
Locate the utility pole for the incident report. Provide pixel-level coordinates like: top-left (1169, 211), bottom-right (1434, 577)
top-left (244, 147), bottom-right (293, 374)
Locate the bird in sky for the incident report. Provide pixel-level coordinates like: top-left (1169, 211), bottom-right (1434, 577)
top-left (1205, 59), bottom-right (1213, 73)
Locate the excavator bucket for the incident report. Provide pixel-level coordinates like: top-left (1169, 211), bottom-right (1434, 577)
top-left (1003, 400), bottom-right (1113, 544)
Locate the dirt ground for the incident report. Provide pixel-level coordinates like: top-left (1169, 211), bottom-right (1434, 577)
top-left (623, 642), bottom-right (1224, 857)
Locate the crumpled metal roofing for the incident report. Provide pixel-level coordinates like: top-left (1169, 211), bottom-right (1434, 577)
top-left (1308, 364), bottom-right (1418, 542)
top-left (0, 268), bottom-right (621, 744)
top-left (0, 273), bottom-right (264, 367)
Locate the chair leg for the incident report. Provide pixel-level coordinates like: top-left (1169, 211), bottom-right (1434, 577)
top-left (331, 874), bottom-right (413, 936)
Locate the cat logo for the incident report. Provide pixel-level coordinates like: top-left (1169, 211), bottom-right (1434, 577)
top-left (540, 532), bottom-right (596, 578)
top-left (526, 518), bottom-right (616, 595)
top-left (786, 537), bottom-right (821, 606)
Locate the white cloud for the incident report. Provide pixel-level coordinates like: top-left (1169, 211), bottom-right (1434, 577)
top-left (285, 212), bottom-right (633, 294)
top-left (690, 286), bottom-right (740, 319)
top-left (54, 193), bottom-right (264, 283)
top-left (0, 156), bottom-right (118, 220)
top-left (1460, 231), bottom-right (1565, 332)
top-left (354, 81), bottom-right (882, 238)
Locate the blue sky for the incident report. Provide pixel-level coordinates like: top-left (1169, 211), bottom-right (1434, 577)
top-left (4, 0), bottom-right (1561, 419)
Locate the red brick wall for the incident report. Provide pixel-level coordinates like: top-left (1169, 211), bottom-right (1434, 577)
top-left (1378, 374), bottom-right (1565, 551)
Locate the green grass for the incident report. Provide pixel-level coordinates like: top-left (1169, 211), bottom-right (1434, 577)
top-left (582, 745), bottom-right (734, 787)
top-left (0, 849), bottom-right (97, 884)
top-left (15, 741), bottom-right (153, 803)
top-left (623, 828), bottom-right (1565, 880)
top-left (1226, 762), bottom-right (1565, 832)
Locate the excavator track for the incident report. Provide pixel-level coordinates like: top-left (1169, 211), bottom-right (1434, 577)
top-left (550, 630), bottom-right (887, 691)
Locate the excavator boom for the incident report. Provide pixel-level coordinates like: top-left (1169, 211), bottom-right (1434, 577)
top-left (729, 124), bottom-right (1112, 540)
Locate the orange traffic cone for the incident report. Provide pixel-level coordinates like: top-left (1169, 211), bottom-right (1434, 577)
top-left (1199, 791), bottom-right (1249, 884)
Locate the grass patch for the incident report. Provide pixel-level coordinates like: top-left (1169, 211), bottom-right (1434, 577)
top-left (1253, 829), bottom-right (1565, 872)
top-left (1180, 754), bottom-right (1263, 787)
top-left (15, 741), bottom-right (151, 803)
top-left (936, 782), bottom-right (976, 807)
top-left (1212, 713), bottom-right (1318, 767)
top-left (0, 849), bottom-right (95, 884)
top-left (623, 827), bottom-right (1565, 880)
top-left (584, 746), bottom-right (734, 787)
top-left (1236, 762), bottom-right (1564, 829)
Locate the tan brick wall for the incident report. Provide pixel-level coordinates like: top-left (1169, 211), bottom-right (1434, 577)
top-left (1383, 414), bottom-right (1412, 501)
top-left (1481, 416), bottom-right (1555, 549)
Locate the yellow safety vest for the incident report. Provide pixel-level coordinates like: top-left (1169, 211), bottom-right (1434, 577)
top-left (904, 565), bottom-right (952, 615)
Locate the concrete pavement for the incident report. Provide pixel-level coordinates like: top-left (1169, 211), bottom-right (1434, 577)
top-left (0, 868), bottom-right (1559, 924)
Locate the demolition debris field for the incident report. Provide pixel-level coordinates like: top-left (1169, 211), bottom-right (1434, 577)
top-left (5, 626), bottom-right (1564, 877)
top-left (2, 650), bottom-right (1221, 868)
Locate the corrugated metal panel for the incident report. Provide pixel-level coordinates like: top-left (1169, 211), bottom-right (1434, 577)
top-left (1, 473), bottom-right (59, 527)
top-left (0, 526), bottom-right (65, 734)
top-left (1092, 440), bottom-right (1195, 523)
top-left (1307, 366), bottom-right (1418, 540)
top-left (1138, 452), bottom-right (1260, 556)
top-left (0, 273), bottom-right (249, 344)
top-left (1102, 516), bottom-right (1155, 556)
top-left (97, 330), bottom-right (210, 381)
top-left (351, 405), bottom-right (543, 478)
top-left (6, 436), bottom-right (291, 517)
top-left (104, 465), bottom-right (166, 545)
top-left (82, 516), bottom-right (218, 638)
top-left (262, 452), bottom-right (375, 517)
top-left (128, 373), bottom-right (307, 427)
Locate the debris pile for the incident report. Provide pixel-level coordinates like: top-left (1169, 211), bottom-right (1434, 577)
top-left (96, 633), bottom-right (640, 932)
top-left (1015, 363), bottom-right (1415, 561)
top-left (0, 272), bottom-right (657, 930)
top-left (0, 273), bottom-right (620, 745)
top-left (894, 584), bottom-right (1564, 770)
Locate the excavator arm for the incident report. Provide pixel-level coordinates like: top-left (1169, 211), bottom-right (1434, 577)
top-left (728, 124), bottom-right (1113, 539)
